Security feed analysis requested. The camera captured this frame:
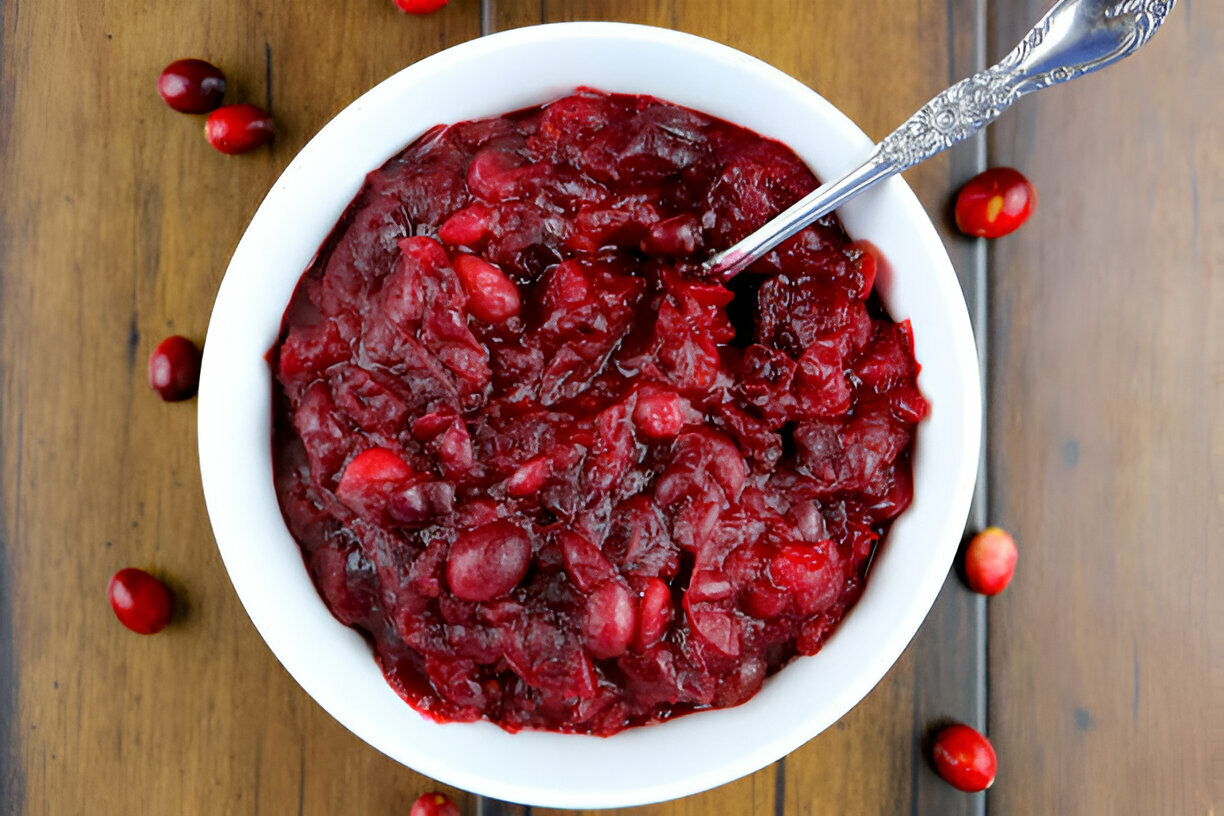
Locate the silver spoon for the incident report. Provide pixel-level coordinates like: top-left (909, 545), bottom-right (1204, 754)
top-left (704, 0), bottom-right (1175, 280)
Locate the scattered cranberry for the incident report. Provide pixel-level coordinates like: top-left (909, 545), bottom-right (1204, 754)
top-left (410, 792), bottom-right (460, 816)
top-left (157, 58), bottom-right (226, 114)
top-left (394, 0), bottom-right (449, 13)
top-left (108, 568), bottom-right (174, 635)
top-left (954, 167), bottom-right (1036, 238)
top-left (205, 104), bottom-right (274, 154)
top-left (964, 526), bottom-right (1018, 596)
top-left (932, 723), bottom-right (997, 792)
top-left (148, 335), bottom-right (202, 402)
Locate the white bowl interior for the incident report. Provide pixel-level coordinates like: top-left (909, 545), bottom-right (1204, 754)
top-left (198, 23), bottom-right (980, 810)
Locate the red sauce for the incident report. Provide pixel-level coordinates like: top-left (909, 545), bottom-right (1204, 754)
top-left (271, 90), bottom-right (927, 735)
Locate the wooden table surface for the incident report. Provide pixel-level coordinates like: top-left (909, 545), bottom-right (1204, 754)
top-left (1, 1), bottom-right (1219, 813)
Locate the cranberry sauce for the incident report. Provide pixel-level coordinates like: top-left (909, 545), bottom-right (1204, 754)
top-left (271, 90), bottom-right (927, 735)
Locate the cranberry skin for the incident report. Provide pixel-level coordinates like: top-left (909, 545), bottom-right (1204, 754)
top-left (394, 0), bottom-right (449, 12)
top-left (410, 792), bottom-right (460, 816)
top-left (446, 520), bottom-right (531, 602)
top-left (108, 568), bottom-right (174, 635)
top-left (955, 167), bottom-right (1036, 238)
top-left (148, 335), bottom-right (202, 402)
top-left (452, 254), bottom-right (520, 323)
top-left (932, 723), bottom-right (997, 792)
top-left (964, 526), bottom-right (1018, 596)
top-left (157, 59), bottom-right (226, 114)
top-left (205, 104), bottom-right (274, 154)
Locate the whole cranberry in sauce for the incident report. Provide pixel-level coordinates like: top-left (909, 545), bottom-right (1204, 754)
top-left (157, 58), bottom-right (226, 114)
top-left (271, 90), bottom-right (927, 735)
top-left (148, 335), bottom-right (202, 402)
top-left (955, 167), bottom-right (1036, 238)
top-left (932, 723), bottom-right (997, 792)
top-left (108, 568), bottom-right (174, 635)
top-left (205, 104), bottom-right (274, 154)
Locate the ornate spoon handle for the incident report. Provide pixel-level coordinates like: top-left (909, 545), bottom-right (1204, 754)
top-left (705, 0), bottom-right (1175, 280)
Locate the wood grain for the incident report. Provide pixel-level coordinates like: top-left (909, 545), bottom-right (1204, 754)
top-left (0, 1), bottom-right (482, 813)
top-left (986, 1), bottom-right (1223, 813)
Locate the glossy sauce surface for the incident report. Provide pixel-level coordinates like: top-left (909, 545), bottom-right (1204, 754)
top-left (271, 90), bottom-right (926, 735)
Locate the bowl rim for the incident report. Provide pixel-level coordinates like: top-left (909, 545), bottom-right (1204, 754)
top-left (198, 21), bottom-right (981, 809)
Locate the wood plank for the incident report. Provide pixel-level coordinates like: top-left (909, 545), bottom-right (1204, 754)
top-left (481, 1), bottom-right (990, 814)
top-left (0, 1), bottom-right (482, 812)
top-left (986, 1), bottom-right (1223, 813)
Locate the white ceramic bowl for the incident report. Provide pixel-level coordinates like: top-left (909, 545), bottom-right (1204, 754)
top-left (198, 22), bottom-right (980, 810)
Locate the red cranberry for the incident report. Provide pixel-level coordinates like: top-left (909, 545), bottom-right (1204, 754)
top-left (157, 59), bottom-right (226, 114)
top-left (582, 581), bottom-right (637, 659)
top-left (108, 568), bottom-right (174, 634)
top-left (963, 526), bottom-right (1018, 596)
top-left (205, 104), bottom-right (274, 154)
top-left (452, 254), bottom-right (520, 323)
top-left (394, 0), bottom-right (449, 12)
top-left (445, 520), bottom-right (531, 602)
top-left (148, 335), bottom-right (202, 402)
top-left (932, 723), bottom-right (997, 792)
top-left (955, 167), bottom-right (1036, 238)
top-left (336, 447), bottom-right (414, 517)
top-left (409, 792), bottom-right (459, 816)
top-left (438, 204), bottom-right (490, 247)
top-left (634, 577), bottom-right (672, 650)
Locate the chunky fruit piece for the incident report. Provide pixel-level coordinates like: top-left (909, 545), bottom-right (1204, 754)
top-left (963, 526), bottom-right (1018, 596)
top-left (157, 59), bottom-right (226, 113)
top-left (633, 389), bottom-right (686, 440)
top-left (148, 335), bottom-right (202, 402)
top-left (452, 253), bottom-right (520, 323)
top-left (271, 90), bottom-right (926, 736)
top-left (445, 520), bottom-right (531, 602)
top-left (955, 167), bottom-right (1036, 238)
top-left (108, 568), bottom-right (174, 635)
top-left (336, 447), bottom-right (413, 518)
top-left (409, 792), bottom-right (460, 816)
top-left (394, 0), bottom-right (449, 12)
top-left (205, 104), bottom-right (274, 154)
top-left (582, 580), bottom-right (638, 659)
top-left (932, 723), bottom-right (998, 792)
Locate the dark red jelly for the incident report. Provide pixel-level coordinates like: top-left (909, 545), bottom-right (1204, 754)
top-left (271, 90), bottom-right (927, 735)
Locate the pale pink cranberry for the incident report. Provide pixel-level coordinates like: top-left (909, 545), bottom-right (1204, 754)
top-left (582, 580), bottom-right (637, 659)
top-left (452, 254), bottom-right (520, 323)
top-left (506, 456), bottom-right (551, 497)
top-left (108, 568), bottom-right (174, 634)
top-left (148, 335), bottom-right (202, 402)
top-left (632, 389), bottom-right (686, 440)
top-left (446, 520), bottom-right (531, 602)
